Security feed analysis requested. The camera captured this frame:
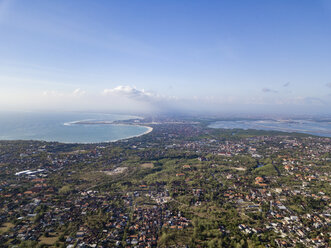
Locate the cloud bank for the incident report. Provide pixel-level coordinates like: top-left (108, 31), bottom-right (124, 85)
top-left (0, 85), bottom-right (330, 115)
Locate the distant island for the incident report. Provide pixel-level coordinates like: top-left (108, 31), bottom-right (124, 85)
top-left (70, 120), bottom-right (115, 125)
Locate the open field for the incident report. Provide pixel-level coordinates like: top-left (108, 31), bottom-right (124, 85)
top-left (0, 222), bottom-right (14, 233)
top-left (140, 163), bottom-right (154, 168)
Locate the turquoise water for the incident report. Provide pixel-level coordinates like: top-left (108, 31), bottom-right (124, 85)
top-left (0, 112), bottom-right (149, 143)
top-left (209, 119), bottom-right (331, 137)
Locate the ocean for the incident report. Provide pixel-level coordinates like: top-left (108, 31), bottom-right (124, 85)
top-left (208, 119), bottom-right (331, 138)
top-left (0, 112), bottom-right (150, 143)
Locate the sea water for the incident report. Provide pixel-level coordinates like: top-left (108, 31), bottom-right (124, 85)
top-left (209, 119), bottom-right (331, 138)
top-left (0, 112), bottom-right (149, 143)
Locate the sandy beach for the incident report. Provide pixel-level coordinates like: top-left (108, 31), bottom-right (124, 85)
top-left (111, 125), bottom-right (153, 142)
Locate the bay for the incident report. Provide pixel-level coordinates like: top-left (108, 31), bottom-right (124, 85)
top-left (0, 112), bottom-right (150, 143)
top-left (208, 119), bottom-right (331, 138)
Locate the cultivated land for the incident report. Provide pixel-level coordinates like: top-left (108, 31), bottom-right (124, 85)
top-left (0, 117), bottom-right (330, 247)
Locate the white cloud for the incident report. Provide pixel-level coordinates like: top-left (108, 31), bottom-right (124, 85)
top-left (102, 85), bottom-right (156, 101)
top-left (42, 88), bottom-right (86, 98)
top-left (72, 88), bottom-right (86, 97)
top-left (42, 90), bottom-right (65, 97)
top-left (31, 86), bottom-right (158, 113)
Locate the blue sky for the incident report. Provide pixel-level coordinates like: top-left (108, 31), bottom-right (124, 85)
top-left (0, 0), bottom-right (331, 114)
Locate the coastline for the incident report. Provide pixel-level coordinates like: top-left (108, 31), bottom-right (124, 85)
top-left (60, 124), bottom-right (153, 144)
top-left (63, 119), bottom-right (154, 142)
top-left (208, 120), bottom-right (331, 138)
top-left (0, 113), bottom-right (153, 144)
top-left (64, 120), bottom-right (114, 126)
top-left (110, 125), bottom-right (153, 143)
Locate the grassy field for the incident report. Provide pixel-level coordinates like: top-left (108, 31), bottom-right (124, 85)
top-left (39, 232), bottom-right (61, 245)
top-left (140, 163), bottom-right (154, 168)
top-left (0, 222), bottom-right (14, 233)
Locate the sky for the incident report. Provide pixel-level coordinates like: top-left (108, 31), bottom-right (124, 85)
top-left (0, 0), bottom-right (331, 115)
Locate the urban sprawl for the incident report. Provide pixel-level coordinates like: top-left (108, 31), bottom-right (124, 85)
top-left (0, 117), bottom-right (330, 247)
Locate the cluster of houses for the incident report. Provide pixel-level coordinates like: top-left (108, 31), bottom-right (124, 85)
top-left (126, 206), bottom-right (190, 247)
top-left (0, 175), bottom-right (191, 247)
top-left (214, 166), bottom-right (330, 247)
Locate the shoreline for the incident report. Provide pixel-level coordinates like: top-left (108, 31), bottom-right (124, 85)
top-left (110, 125), bottom-right (153, 143)
top-left (63, 114), bottom-right (143, 126)
top-left (63, 125), bottom-right (153, 144)
top-left (0, 124), bottom-right (153, 144)
top-left (208, 120), bottom-right (331, 138)
top-left (59, 124), bottom-right (153, 144)
top-left (0, 113), bottom-right (152, 144)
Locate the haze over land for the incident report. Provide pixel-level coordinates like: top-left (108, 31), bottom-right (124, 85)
top-left (0, 0), bottom-right (331, 115)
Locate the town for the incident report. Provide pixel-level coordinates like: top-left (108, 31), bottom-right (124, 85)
top-left (0, 119), bottom-right (330, 247)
